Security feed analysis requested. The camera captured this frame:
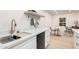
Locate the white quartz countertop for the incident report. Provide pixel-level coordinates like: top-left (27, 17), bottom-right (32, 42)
top-left (0, 27), bottom-right (50, 49)
top-left (72, 29), bottom-right (79, 33)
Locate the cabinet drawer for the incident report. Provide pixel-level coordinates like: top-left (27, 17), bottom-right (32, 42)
top-left (19, 38), bottom-right (36, 49)
top-left (12, 37), bottom-right (36, 49)
top-left (75, 34), bottom-right (79, 43)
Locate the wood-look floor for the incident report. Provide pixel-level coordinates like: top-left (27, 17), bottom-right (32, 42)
top-left (48, 33), bottom-right (74, 49)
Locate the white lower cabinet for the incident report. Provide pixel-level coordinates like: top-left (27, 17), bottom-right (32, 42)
top-left (12, 37), bottom-right (36, 49)
top-left (74, 32), bottom-right (79, 48)
top-left (45, 29), bottom-right (50, 48)
top-left (11, 28), bottom-right (50, 49)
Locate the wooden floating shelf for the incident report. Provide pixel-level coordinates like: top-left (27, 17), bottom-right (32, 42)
top-left (24, 11), bottom-right (44, 17)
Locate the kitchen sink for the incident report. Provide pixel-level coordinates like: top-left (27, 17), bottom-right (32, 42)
top-left (0, 32), bottom-right (32, 44)
top-left (0, 35), bottom-right (21, 44)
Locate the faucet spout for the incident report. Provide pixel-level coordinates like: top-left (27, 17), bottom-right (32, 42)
top-left (10, 19), bottom-right (17, 34)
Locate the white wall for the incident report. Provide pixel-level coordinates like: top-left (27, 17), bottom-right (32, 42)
top-left (0, 10), bottom-right (52, 33)
top-left (51, 13), bottom-right (79, 28)
top-left (37, 10), bottom-right (52, 28)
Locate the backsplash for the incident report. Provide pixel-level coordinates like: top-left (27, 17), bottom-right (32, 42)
top-left (0, 10), bottom-right (52, 34)
top-left (0, 10), bottom-right (30, 33)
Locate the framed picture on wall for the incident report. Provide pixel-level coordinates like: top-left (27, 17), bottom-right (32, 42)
top-left (59, 17), bottom-right (66, 26)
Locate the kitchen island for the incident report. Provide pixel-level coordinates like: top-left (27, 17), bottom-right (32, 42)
top-left (0, 27), bottom-right (50, 49)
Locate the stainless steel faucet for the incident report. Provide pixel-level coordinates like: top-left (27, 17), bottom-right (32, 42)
top-left (10, 19), bottom-right (17, 34)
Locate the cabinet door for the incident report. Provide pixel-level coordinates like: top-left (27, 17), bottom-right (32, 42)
top-left (74, 32), bottom-right (79, 48)
top-left (12, 37), bottom-right (36, 49)
top-left (45, 29), bottom-right (50, 47)
top-left (75, 33), bottom-right (79, 41)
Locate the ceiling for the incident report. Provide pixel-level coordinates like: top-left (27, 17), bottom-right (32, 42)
top-left (45, 10), bottom-right (79, 15)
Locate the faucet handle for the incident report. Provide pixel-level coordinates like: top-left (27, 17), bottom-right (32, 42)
top-left (15, 23), bottom-right (17, 26)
